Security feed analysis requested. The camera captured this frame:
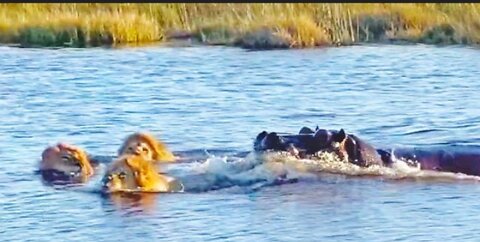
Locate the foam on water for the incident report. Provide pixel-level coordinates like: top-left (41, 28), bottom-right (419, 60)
top-left (41, 148), bottom-right (480, 196)
top-left (166, 152), bottom-right (302, 192)
top-left (67, 151), bottom-right (292, 194)
top-left (260, 151), bottom-right (480, 183)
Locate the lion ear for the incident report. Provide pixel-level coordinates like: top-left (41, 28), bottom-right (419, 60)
top-left (333, 129), bottom-right (347, 143)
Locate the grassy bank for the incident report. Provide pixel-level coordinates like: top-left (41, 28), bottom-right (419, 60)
top-left (1, 3), bottom-right (479, 49)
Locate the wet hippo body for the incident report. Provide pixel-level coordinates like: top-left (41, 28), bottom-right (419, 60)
top-left (255, 126), bottom-right (480, 177)
top-left (254, 126), bottom-right (385, 167)
top-left (381, 146), bottom-right (480, 176)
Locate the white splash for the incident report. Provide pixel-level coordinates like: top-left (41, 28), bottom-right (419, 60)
top-left (73, 150), bottom-right (480, 194)
top-left (260, 151), bottom-right (480, 182)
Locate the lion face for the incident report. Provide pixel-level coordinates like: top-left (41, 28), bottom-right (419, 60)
top-left (102, 161), bottom-right (138, 193)
top-left (118, 132), bottom-right (176, 162)
top-left (121, 139), bottom-right (155, 160)
top-left (40, 143), bottom-right (94, 178)
top-left (102, 154), bottom-right (151, 193)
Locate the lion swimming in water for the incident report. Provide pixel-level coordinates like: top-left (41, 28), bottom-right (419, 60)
top-left (101, 154), bottom-right (183, 194)
top-left (39, 142), bottom-right (95, 183)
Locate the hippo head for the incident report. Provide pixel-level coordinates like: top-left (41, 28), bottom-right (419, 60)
top-left (322, 128), bottom-right (350, 159)
top-left (254, 126), bottom-right (383, 166)
top-left (254, 127), bottom-right (345, 156)
top-left (321, 129), bottom-right (384, 167)
top-left (295, 128), bottom-right (354, 161)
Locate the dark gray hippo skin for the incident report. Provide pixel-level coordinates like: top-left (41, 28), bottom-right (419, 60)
top-left (380, 146), bottom-right (480, 176)
top-left (254, 126), bottom-right (339, 156)
top-left (254, 126), bottom-right (386, 167)
top-left (254, 126), bottom-right (480, 177)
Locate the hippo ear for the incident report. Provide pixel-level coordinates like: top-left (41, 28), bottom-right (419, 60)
top-left (256, 131), bottom-right (268, 141)
top-left (254, 131), bottom-right (269, 151)
top-left (315, 126), bottom-right (319, 131)
top-left (299, 127), bottom-right (315, 134)
top-left (333, 129), bottom-right (347, 143)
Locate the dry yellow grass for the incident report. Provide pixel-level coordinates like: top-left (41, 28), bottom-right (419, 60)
top-left (0, 3), bottom-right (479, 48)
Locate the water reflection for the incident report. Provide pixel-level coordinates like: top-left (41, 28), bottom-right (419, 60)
top-left (102, 192), bottom-right (160, 214)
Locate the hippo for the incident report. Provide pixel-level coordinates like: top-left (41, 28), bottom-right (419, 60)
top-left (255, 126), bottom-right (480, 177)
top-left (254, 126), bottom-right (387, 167)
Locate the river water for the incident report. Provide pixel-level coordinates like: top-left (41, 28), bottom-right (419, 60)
top-left (2, 44), bottom-right (480, 241)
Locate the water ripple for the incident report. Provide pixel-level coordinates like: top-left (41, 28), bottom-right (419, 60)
top-left (2, 44), bottom-right (480, 241)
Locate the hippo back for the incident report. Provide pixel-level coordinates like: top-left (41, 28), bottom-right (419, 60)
top-left (253, 128), bottom-right (341, 155)
top-left (389, 146), bottom-right (480, 176)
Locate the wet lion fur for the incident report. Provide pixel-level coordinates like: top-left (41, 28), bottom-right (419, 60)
top-left (40, 143), bottom-right (94, 178)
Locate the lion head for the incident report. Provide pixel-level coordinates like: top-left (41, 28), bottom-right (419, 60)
top-left (117, 132), bottom-right (176, 162)
top-left (101, 154), bottom-right (183, 194)
top-left (39, 143), bottom-right (94, 179)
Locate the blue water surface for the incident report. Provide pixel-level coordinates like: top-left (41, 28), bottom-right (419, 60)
top-left (2, 44), bottom-right (480, 241)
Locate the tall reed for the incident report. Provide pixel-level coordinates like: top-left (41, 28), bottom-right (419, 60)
top-left (0, 3), bottom-right (478, 48)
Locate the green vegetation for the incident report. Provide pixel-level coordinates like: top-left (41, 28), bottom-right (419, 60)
top-left (1, 3), bottom-right (479, 49)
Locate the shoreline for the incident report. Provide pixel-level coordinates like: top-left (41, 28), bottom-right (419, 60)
top-left (1, 37), bottom-right (474, 51)
top-left (2, 3), bottom-right (479, 50)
